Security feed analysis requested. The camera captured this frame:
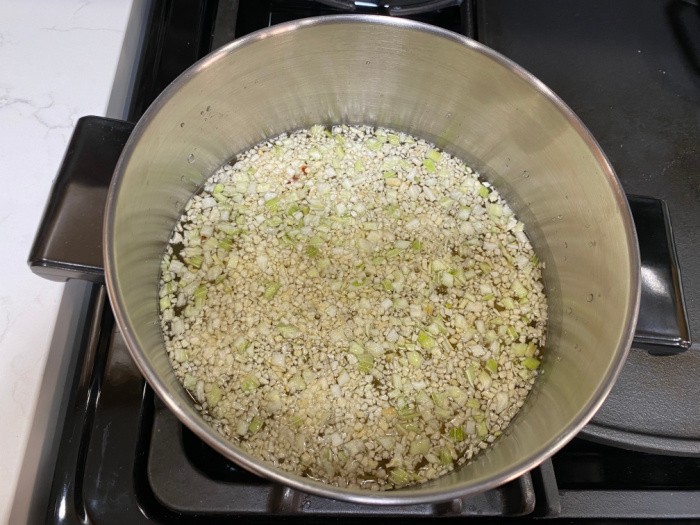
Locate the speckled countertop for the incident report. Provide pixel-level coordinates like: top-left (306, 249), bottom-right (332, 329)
top-left (0, 1), bottom-right (140, 522)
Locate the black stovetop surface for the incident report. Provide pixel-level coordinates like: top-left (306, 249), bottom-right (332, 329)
top-left (49, 291), bottom-right (700, 524)
top-left (43, 0), bottom-right (700, 523)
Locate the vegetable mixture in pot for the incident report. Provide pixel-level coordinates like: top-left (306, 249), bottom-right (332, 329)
top-left (158, 125), bottom-right (547, 490)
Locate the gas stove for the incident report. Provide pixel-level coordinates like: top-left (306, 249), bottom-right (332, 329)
top-left (30, 1), bottom-right (700, 522)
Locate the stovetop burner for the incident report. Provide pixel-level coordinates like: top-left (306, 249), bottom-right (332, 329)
top-left (46, 294), bottom-right (700, 523)
top-left (31, 0), bottom-right (700, 522)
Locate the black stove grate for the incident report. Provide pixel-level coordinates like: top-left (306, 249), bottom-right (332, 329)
top-left (148, 397), bottom-right (536, 517)
top-left (234, 0), bottom-right (473, 38)
top-left (127, 0), bottom-right (475, 121)
top-left (46, 293), bottom-right (700, 523)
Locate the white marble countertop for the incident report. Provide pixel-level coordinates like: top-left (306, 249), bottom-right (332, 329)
top-left (0, 1), bottom-right (138, 522)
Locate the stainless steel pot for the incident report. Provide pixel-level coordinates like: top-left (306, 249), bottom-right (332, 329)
top-left (104, 15), bottom-right (640, 504)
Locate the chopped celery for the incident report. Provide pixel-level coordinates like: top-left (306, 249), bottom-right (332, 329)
top-left (409, 437), bottom-right (431, 456)
top-left (487, 203), bottom-right (503, 217)
top-left (306, 244), bottom-right (320, 258)
top-left (417, 330), bottom-right (437, 350)
top-left (350, 278), bottom-right (366, 288)
top-left (389, 468), bottom-right (412, 486)
top-left (479, 262), bottom-right (492, 274)
top-left (466, 398), bottom-right (481, 410)
top-left (486, 358), bottom-right (499, 373)
top-left (289, 374), bottom-right (307, 391)
top-left (523, 357), bottom-right (541, 370)
top-left (289, 414), bottom-right (305, 429)
top-left (526, 342), bottom-right (537, 357)
top-left (430, 316), bottom-right (447, 334)
top-left (186, 255), bottom-right (203, 269)
top-left (173, 348), bottom-right (188, 363)
top-left (194, 285), bottom-right (207, 306)
top-left (317, 258), bottom-right (331, 272)
top-left (384, 204), bottom-right (400, 217)
top-left (241, 375), bottom-right (259, 392)
top-left (264, 196), bottom-right (280, 212)
top-left (434, 406), bottom-right (453, 420)
top-left (263, 282), bottom-right (281, 300)
top-left (439, 448), bottom-right (453, 466)
top-left (501, 297), bottom-right (516, 310)
top-left (423, 158), bottom-right (437, 173)
top-left (219, 238), bottom-right (234, 252)
top-left (206, 384), bottom-right (222, 407)
top-left (478, 370), bottom-right (492, 390)
top-left (183, 374), bottom-right (197, 391)
top-left (366, 138), bottom-right (382, 151)
top-left (349, 341), bottom-right (364, 356)
top-left (248, 415), bottom-right (264, 433)
top-left (431, 391), bottom-right (448, 409)
top-left (512, 280), bottom-right (528, 298)
top-left (397, 406), bottom-right (418, 420)
top-left (278, 324), bottom-right (301, 339)
top-left (279, 234), bottom-right (295, 247)
top-left (407, 351), bottom-right (423, 368)
top-left (465, 364), bottom-right (477, 387)
top-left (512, 343), bottom-right (528, 357)
top-left (233, 336), bottom-right (250, 353)
top-left (447, 386), bottom-right (468, 404)
top-left (427, 149), bottom-right (442, 162)
top-left (265, 216), bottom-right (282, 228)
top-left (448, 426), bottom-right (465, 442)
top-left (357, 353), bottom-right (374, 373)
top-left (309, 235), bottom-right (324, 247)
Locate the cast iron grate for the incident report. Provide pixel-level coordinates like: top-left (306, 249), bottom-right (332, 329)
top-left (147, 399), bottom-right (536, 517)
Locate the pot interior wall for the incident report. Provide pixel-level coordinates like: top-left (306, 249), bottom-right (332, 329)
top-left (106, 17), bottom-right (637, 502)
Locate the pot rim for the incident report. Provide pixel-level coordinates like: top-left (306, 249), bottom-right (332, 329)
top-left (103, 14), bottom-right (641, 505)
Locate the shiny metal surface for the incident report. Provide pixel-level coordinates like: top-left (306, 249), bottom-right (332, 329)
top-left (479, 0), bottom-right (698, 456)
top-left (103, 15), bottom-right (640, 504)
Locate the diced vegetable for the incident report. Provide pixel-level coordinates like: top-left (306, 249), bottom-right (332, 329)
top-left (249, 415), bottom-right (264, 433)
top-left (448, 426), bottom-right (465, 442)
top-left (264, 282), bottom-right (281, 300)
top-left (417, 330), bottom-right (437, 350)
top-left (523, 357), bottom-right (541, 370)
top-left (159, 124), bottom-right (548, 490)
